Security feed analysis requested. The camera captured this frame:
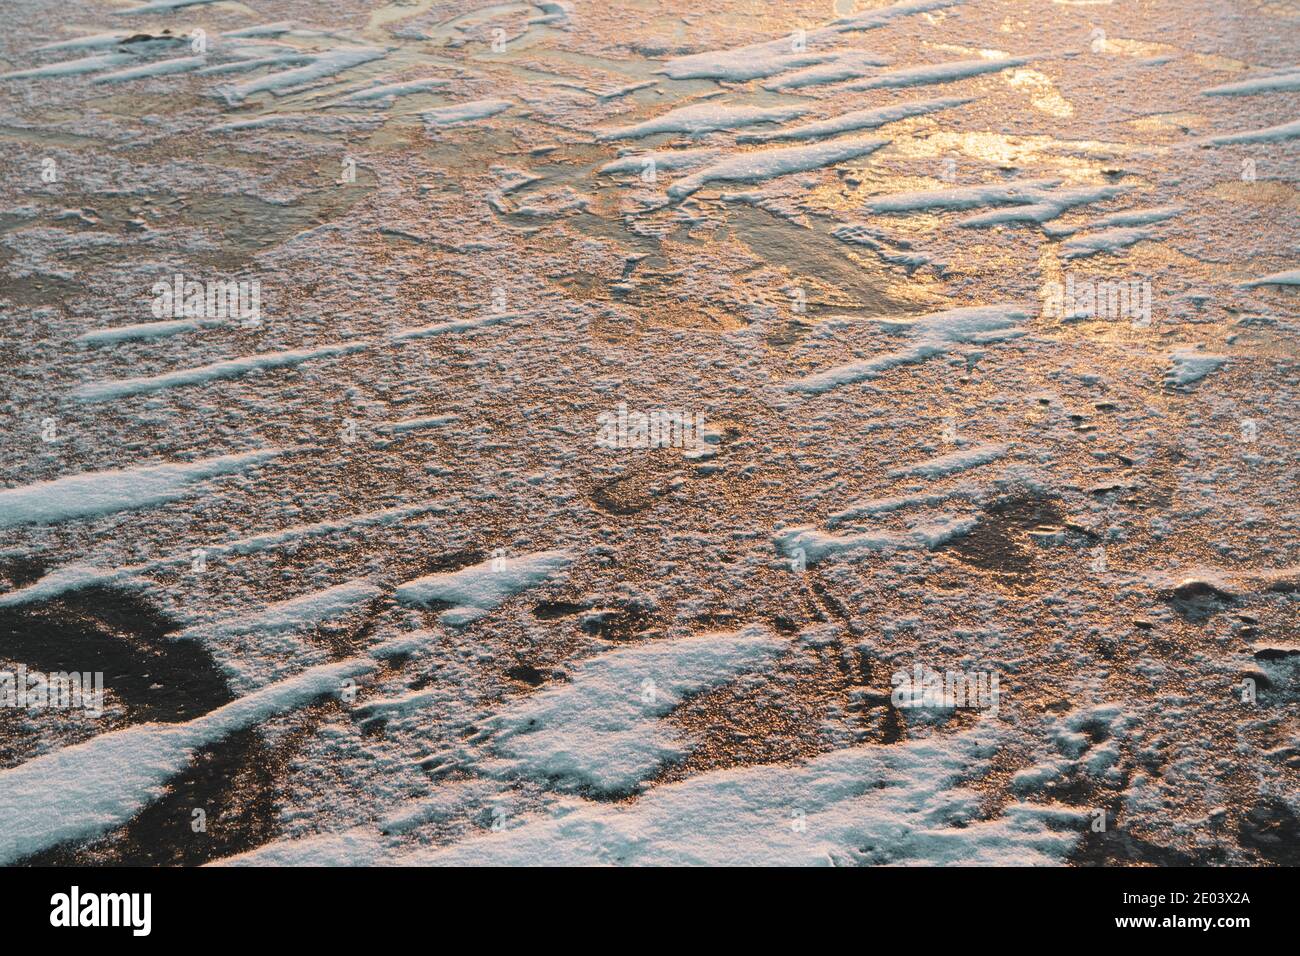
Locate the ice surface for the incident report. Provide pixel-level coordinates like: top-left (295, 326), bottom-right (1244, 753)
top-left (1, 0), bottom-right (1295, 871)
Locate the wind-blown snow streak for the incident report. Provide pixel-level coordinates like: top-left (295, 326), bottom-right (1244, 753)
top-left (74, 342), bottom-right (368, 402)
top-left (598, 147), bottom-right (720, 176)
top-left (334, 77), bottom-right (449, 105)
top-left (787, 305), bottom-right (1028, 395)
top-left (396, 550), bottom-right (574, 625)
top-left (1202, 118), bottom-right (1300, 146)
top-left (1238, 269), bottom-right (1300, 288)
top-left (889, 444), bottom-right (1009, 478)
top-left (482, 628), bottom-right (786, 793)
top-left (868, 178), bottom-right (1062, 212)
top-left (827, 488), bottom-right (978, 526)
top-left (219, 47), bottom-right (387, 102)
top-left (0, 502), bottom-right (442, 608)
top-left (775, 516), bottom-right (975, 562)
top-left (668, 137), bottom-right (887, 199)
top-left (0, 658), bottom-right (376, 865)
top-left (958, 185), bottom-right (1128, 228)
top-left (115, 0), bottom-right (225, 12)
top-left (0, 53), bottom-right (134, 80)
top-left (388, 311), bottom-right (521, 342)
top-left (832, 0), bottom-right (965, 32)
top-left (0, 449), bottom-right (282, 529)
top-left (415, 724), bottom-right (1085, 865)
top-left (839, 56), bottom-right (1029, 91)
top-left (179, 580), bottom-right (382, 642)
top-left (378, 414), bottom-right (458, 434)
top-left (761, 53), bottom-right (888, 91)
top-left (656, 46), bottom-right (834, 82)
top-left (739, 97), bottom-right (969, 143)
top-left (1203, 71), bottom-right (1300, 96)
top-left (92, 56), bottom-right (207, 83)
top-left (598, 103), bottom-right (806, 141)
top-left (1061, 226), bottom-right (1155, 258)
top-left (76, 318), bottom-right (222, 344)
top-left (421, 99), bottom-right (512, 127)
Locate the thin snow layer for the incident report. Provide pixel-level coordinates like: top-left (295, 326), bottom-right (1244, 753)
top-left (0, 658), bottom-right (375, 864)
top-left (668, 137), bottom-right (888, 200)
top-left (219, 47), bottom-right (387, 102)
top-left (395, 550), bottom-right (574, 625)
top-left (1203, 118), bottom-right (1300, 146)
top-left (387, 311), bottom-right (518, 342)
top-left (788, 305), bottom-right (1028, 395)
top-left (840, 55), bottom-right (1030, 91)
top-left (868, 178), bottom-right (1062, 212)
top-left (1239, 268), bottom-right (1300, 288)
top-left (1087, 205), bottom-right (1185, 229)
top-left (217, 828), bottom-right (387, 866)
top-left (181, 579), bottom-right (382, 641)
top-left (0, 52), bottom-right (133, 80)
top-left (33, 32), bottom-right (136, 52)
top-left (0, 503), bottom-right (440, 609)
top-left (196, 54), bottom-right (315, 79)
top-left (889, 443), bottom-right (1009, 478)
top-left (93, 56), bottom-right (207, 83)
top-left (775, 516), bottom-right (976, 562)
top-left (419, 725), bottom-right (1087, 865)
top-left (1203, 71), bottom-right (1300, 96)
top-left (484, 627), bottom-right (786, 793)
top-left (597, 103), bottom-right (807, 141)
top-left (116, 0), bottom-right (223, 12)
top-left (832, 0), bottom-right (965, 33)
top-left (597, 147), bottom-right (720, 176)
top-left (761, 53), bottom-right (888, 91)
top-left (1165, 349), bottom-right (1226, 387)
top-left (656, 45), bottom-right (835, 82)
top-left (1012, 705), bottom-right (1132, 795)
top-left (0, 449), bottom-right (281, 528)
top-left (421, 99), bottom-right (513, 127)
top-left (739, 97), bottom-right (970, 143)
top-left (335, 77), bottom-right (448, 104)
top-left (1061, 226), bottom-right (1155, 258)
top-left (74, 342), bottom-right (368, 402)
top-left (76, 317), bottom-right (221, 344)
top-left (378, 414), bottom-right (458, 434)
top-left (827, 488), bottom-right (976, 526)
top-left (958, 185), bottom-right (1128, 228)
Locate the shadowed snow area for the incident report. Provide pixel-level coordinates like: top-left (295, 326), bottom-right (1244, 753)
top-left (0, 0), bottom-right (1296, 867)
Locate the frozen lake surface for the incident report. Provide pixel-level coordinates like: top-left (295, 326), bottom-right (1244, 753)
top-left (0, 0), bottom-right (1296, 866)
